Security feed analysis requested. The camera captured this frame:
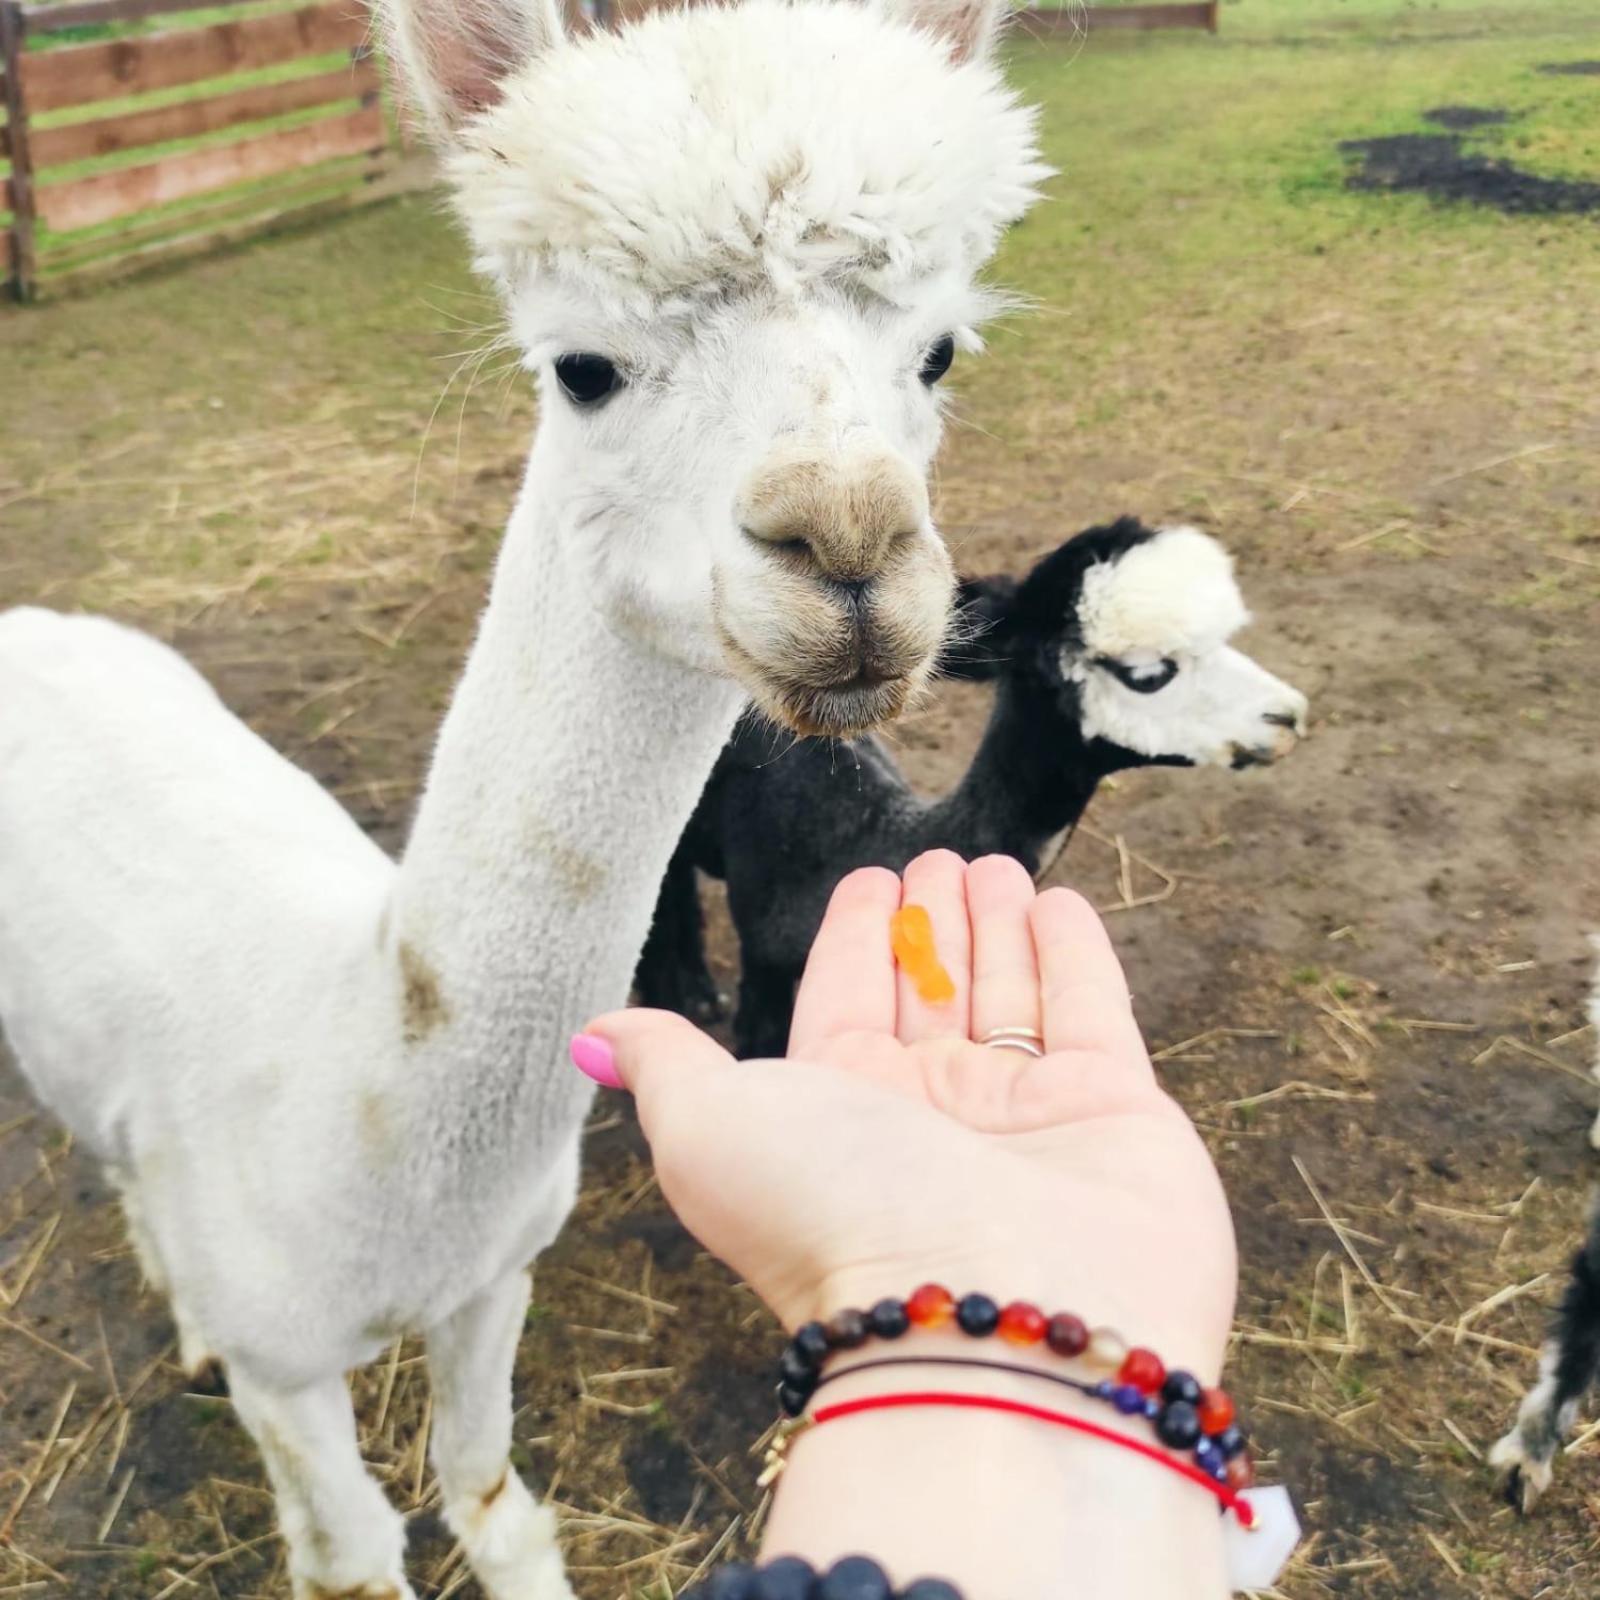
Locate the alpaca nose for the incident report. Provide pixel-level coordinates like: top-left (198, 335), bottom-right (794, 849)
top-left (737, 442), bottom-right (930, 582)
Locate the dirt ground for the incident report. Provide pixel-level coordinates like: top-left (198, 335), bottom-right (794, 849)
top-left (4, 7), bottom-right (1600, 1599)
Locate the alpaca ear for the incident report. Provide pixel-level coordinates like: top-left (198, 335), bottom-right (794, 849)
top-left (871, 0), bottom-right (1008, 63)
top-left (377, 0), bottom-right (567, 138)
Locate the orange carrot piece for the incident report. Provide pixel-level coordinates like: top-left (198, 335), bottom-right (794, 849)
top-left (890, 904), bottom-right (956, 1005)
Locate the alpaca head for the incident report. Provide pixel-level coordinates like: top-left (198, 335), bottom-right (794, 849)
top-left (987, 518), bottom-right (1309, 769)
top-left (382, 0), bottom-right (1045, 735)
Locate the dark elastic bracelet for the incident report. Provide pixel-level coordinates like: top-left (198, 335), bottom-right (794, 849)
top-left (814, 1351), bottom-right (1104, 1399)
top-left (777, 1284), bottom-right (1253, 1493)
top-left (684, 1554), bottom-right (962, 1600)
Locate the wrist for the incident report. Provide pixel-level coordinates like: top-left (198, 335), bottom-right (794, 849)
top-left (761, 1340), bottom-right (1229, 1600)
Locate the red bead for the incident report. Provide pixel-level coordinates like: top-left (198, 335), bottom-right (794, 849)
top-left (1198, 1387), bottom-right (1235, 1435)
top-left (1224, 1452), bottom-right (1255, 1492)
top-left (906, 1283), bottom-right (955, 1329)
top-left (997, 1302), bottom-right (1048, 1346)
top-left (1045, 1312), bottom-right (1089, 1357)
top-left (1118, 1347), bottom-right (1166, 1395)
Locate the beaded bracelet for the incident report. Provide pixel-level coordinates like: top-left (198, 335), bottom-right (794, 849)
top-left (685, 1554), bottom-right (961, 1600)
top-left (776, 1285), bottom-right (1253, 1497)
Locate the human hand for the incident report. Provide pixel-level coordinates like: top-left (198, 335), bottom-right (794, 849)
top-left (577, 850), bottom-right (1236, 1375)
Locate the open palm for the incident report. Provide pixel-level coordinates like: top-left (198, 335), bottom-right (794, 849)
top-left (585, 851), bottom-right (1237, 1377)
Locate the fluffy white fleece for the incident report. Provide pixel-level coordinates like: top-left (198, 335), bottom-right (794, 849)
top-left (449, 0), bottom-right (1048, 307)
top-left (1077, 526), bottom-right (1251, 660)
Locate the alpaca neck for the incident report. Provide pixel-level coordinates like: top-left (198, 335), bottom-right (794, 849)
top-left (923, 674), bottom-right (1125, 874)
top-left (392, 443), bottom-right (744, 1149)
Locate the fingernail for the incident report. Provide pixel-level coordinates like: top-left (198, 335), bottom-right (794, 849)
top-left (570, 1033), bottom-right (623, 1089)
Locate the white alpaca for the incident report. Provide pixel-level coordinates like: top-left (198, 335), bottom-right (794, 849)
top-left (0, 1), bottom-right (1043, 1596)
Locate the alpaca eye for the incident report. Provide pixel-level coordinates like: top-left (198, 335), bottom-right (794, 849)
top-left (919, 334), bottom-right (956, 386)
top-left (1099, 657), bottom-right (1180, 694)
top-left (553, 353), bottom-right (622, 407)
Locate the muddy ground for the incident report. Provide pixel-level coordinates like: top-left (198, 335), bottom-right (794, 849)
top-left (4, 15), bottom-right (1600, 1600)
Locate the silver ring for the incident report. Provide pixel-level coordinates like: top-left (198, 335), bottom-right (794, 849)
top-left (979, 1026), bottom-right (1045, 1058)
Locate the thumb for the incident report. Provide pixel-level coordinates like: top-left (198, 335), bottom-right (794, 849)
top-left (573, 1007), bottom-right (734, 1129)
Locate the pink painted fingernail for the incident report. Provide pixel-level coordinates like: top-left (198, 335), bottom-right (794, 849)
top-left (570, 1033), bottom-right (623, 1089)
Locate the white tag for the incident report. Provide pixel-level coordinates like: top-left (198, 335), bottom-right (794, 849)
top-left (1224, 1486), bottom-right (1300, 1592)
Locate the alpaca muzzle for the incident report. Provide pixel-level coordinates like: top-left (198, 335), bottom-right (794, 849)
top-left (717, 440), bottom-right (954, 734)
top-left (716, 529), bottom-right (955, 737)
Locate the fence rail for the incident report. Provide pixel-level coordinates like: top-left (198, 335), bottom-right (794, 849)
top-left (2, 0), bottom-right (399, 299)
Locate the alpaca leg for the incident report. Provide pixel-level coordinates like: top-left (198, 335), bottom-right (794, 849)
top-left (228, 1367), bottom-right (413, 1599)
top-left (112, 1173), bottom-right (222, 1384)
top-left (112, 1170), bottom-right (169, 1293)
top-left (1490, 1207), bottom-right (1600, 1512)
top-left (634, 847), bottom-right (723, 1022)
top-left (173, 1301), bottom-right (225, 1389)
top-left (732, 959), bottom-right (799, 1060)
top-left (427, 1270), bottom-right (573, 1600)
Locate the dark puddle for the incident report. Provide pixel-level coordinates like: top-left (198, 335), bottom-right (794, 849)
top-left (1538, 60), bottom-right (1600, 77)
top-left (1422, 105), bottom-right (1512, 130)
top-left (1340, 133), bottom-right (1600, 216)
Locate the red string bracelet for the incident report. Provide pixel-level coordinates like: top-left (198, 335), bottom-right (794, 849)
top-left (804, 1390), bottom-right (1258, 1529)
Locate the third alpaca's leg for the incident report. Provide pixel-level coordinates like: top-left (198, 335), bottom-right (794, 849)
top-left (1491, 1205), bottom-right (1600, 1511)
top-left (228, 1367), bottom-right (414, 1599)
top-left (427, 1271), bottom-right (573, 1600)
top-left (634, 847), bottom-right (723, 1021)
top-left (733, 959), bottom-right (800, 1060)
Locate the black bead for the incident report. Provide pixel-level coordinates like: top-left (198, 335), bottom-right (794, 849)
top-left (1161, 1369), bottom-right (1204, 1408)
top-left (954, 1292), bottom-right (1000, 1336)
top-left (780, 1343), bottom-right (819, 1386)
top-left (751, 1556), bottom-right (817, 1600)
top-left (818, 1555), bottom-right (892, 1600)
top-left (902, 1582), bottom-right (965, 1600)
top-left (777, 1380), bottom-right (813, 1418)
top-left (705, 1564), bottom-right (758, 1600)
top-left (793, 1321), bottom-right (831, 1366)
top-left (825, 1308), bottom-right (868, 1350)
top-left (1155, 1398), bottom-right (1203, 1450)
top-left (867, 1297), bottom-right (910, 1339)
top-left (1213, 1423), bottom-right (1248, 1460)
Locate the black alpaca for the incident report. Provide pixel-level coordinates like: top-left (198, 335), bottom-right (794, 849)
top-left (635, 517), bottom-right (1309, 1058)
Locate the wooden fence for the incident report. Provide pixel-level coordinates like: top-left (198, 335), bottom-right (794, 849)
top-left (1, 0), bottom-right (399, 298)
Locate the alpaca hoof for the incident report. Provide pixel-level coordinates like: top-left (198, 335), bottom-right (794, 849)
top-left (1488, 1428), bottom-right (1553, 1514)
top-left (1589, 1109), bottom-right (1600, 1152)
top-left (185, 1356), bottom-right (230, 1397)
top-left (446, 1472), bottom-right (574, 1600)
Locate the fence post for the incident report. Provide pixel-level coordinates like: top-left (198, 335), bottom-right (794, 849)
top-left (1206, 0), bottom-right (1219, 31)
top-left (1, 0), bottom-right (37, 302)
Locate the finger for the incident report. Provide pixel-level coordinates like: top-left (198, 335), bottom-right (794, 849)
top-left (787, 865), bottom-right (902, 1055)
top-left (966, 854), bottom-right (1043, 1047)
top-left (896, 849), bottom-right (971, 1042)
top-left (1030, 887), bottom-right (1150, 1070)
top-left (577, 1008), bottom-right (735, 1135)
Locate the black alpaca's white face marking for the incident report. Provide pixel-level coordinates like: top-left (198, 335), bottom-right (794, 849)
top-left (1066, 528), bottom-right (1308, 769)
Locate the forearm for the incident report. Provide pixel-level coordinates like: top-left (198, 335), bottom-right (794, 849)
top-left (760, 1337), bottom-right (1228, 1599)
